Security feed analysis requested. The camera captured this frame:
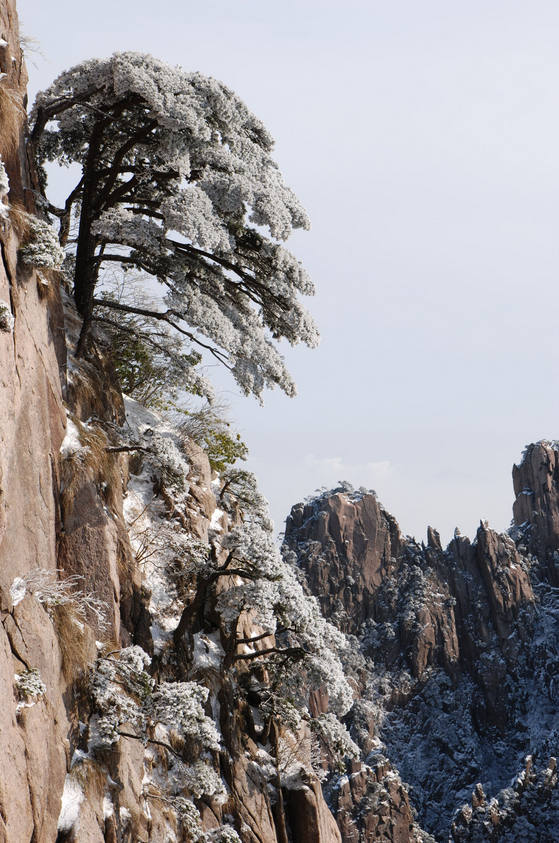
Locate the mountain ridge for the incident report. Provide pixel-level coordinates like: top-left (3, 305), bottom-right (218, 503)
top-left (283, 441), bottom-right (559, 840)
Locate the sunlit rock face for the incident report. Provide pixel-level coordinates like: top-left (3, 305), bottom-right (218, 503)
top-left (512, 441), bottom-right (559, 584)
top-left (0, 3), bottom-right (70, 839)
top-left (285, 491), bottom-right (402, 634)
top-left (284, 453), bottom-right (559, 841)
top-left (284, 489), bottom-right (533, 681)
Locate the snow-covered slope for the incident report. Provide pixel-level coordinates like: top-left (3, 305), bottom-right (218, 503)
top-left (284, 452), bottom-right (559, 841)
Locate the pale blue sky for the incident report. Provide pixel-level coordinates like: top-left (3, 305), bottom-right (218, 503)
top-left (18, 0), bottom-right (559, 541)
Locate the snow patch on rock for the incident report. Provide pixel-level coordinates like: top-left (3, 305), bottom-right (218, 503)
top-left (57, 774), bottom-right (84, 834)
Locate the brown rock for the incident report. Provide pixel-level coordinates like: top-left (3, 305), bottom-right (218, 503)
top-left (513, 441), bottom-right (559, 582)
top-left (471, 783), bottom-right (486, 809)
top-left (285, 492), bottom-right (402, 634)
top-left (474, 524), bottom-right (534, 638)
top-left (286, 781), bottom-right (342, 843)
top-left (0, 2), bottom-right (71, 839)
top-left (333, 761), bottom-right (431, 843)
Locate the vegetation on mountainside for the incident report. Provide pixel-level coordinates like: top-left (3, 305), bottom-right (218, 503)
top-left (19, 49), bottom-right (362, 842)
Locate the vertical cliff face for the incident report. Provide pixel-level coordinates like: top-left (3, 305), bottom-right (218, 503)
top-left (0, 4), bottom-right (70, 840)
top-left (284, 459), bottom-right (559, 842)
top-left (285, 491), bottom-right (402, 634)
top-left (0, 0), bottom-right (66, 592)
top-left (512, 441), bottom-right (559, 583)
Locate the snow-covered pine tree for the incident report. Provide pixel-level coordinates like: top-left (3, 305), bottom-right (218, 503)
top-left (29, 53), bottom-right (318, 399)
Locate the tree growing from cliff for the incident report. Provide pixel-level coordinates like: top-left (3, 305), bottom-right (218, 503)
top-left (29, 52), bottom-right (318, 399)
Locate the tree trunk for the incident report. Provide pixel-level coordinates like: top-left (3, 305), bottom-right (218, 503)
top-left (73, 120), bottom-right (106, 354)
top-left (271, 719), bottom-right (290, 843)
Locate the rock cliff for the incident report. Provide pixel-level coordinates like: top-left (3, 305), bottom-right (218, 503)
top-left (512, 441), bottom-right (559, 583)
top-left (284, 446), bottom-right (559, 841)
top-left (0, 4), bottom-right (69, 840)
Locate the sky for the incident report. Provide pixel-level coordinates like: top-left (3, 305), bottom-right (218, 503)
top-left (17, 0), bottom-right (559, 543)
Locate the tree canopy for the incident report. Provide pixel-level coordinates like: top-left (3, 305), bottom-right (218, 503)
top-left (30, 52), bottom-right (318, 399)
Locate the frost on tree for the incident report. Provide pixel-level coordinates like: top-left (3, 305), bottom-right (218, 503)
top-left (30, 52), bottom-right (318, 399)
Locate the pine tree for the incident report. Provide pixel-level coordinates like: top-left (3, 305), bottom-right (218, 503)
top-left (30, 52), bottom-right (318, 399)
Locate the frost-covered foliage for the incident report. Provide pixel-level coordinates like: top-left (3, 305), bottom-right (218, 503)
top-left (451, 756), bottom-right (559, 842)
top-left (149, 430), bottom-right (190, 494)
top-left (91, 646), bottom-right (227, 822)
top-left (171, 799), bottom-right (240, 842)
top-left (122, 394), bottom-right (191, 502)
top-left (31, 52), bottom-right (318, 399)
top-left (310, 713), bottom-right (360, 772)
top-left (203, 472), bottom-right (355, 733)
top-left (173, 798), bottom-right (204, 838)
top-left (120, 399), bottom-right (354, 825)
top-left (173, 798), bottom-right (240, 841)
top-left (19, 213), bottom-right (65, 268)
top-left (14, 667), bottom-right (46, 708)
top-left (91, 646), bottom-right (153, 744)
top-left (0, 156), bottom-right (9, 218)
top-left (202, 828), bottom-right (241, 843)
top-left (215, 517), bottom-right (353, 714)
top-left (0, 299), bottom-right (14, 332)
top-left (304, 480), bottom-right (377, 507)
top-left (13, 568), bottom-right (108, 629)
top-left (90, 646), bottom-right (220, 758)
top-left (147, 681), bottom-right (220, 750)
top-left (217, 468), bottom-right (271, 529)
top-left (178, 761), bottom-right (225, 800)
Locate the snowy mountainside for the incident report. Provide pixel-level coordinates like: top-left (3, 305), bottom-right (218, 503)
top-left (284, 448), bottom-right (559, 841)
top-left (47, 293), bottom-right (357, 842)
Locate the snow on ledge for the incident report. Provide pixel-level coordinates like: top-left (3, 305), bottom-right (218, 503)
top-left (9, 576), bottom-right (26, 606)
top-left (57, 774), bottom-right (84, 834)
top-left (60, 417), bottom-right (83, 458)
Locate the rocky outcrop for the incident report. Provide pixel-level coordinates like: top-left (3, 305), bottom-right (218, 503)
top-left (286, 491), bottom-right (402, 634)
top-left (0, 4), bottom-right (70, 840)
top-left (0, 2), bottom-right (66, 596)
top-left (512, 441), bottom-right (559, 583)
top-left (331, 759), bottom-right (433, 843)
top-left (284, 459), bottom-right (559, 841)
top-left (285, 492), bottom-right (534, 685)
top-left (286, 780), bottom-right (342, 843)
top-left (451, 756), bottom-right (559, 842)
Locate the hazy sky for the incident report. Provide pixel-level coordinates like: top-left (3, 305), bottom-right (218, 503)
top-left (18, 0), bottom-right (559, 542)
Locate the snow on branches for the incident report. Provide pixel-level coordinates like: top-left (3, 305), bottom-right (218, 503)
top-left (30, 52), bottom-right (318, 398)
top-left (209, 474), bottom-right (355, 718)
top-left (147, 681), bottom-right (221, 751)
top-left (90, 645), bottom-right (221, 765)
top-left (310, 713), bottom-right (360, 772)
top-left (19, 213), bottom-right (65, 268)
top-left (0, 300), bottom-right (14, 332)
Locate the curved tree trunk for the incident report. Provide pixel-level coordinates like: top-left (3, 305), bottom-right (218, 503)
top-left (74, 119), bottom-right (106, 354)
